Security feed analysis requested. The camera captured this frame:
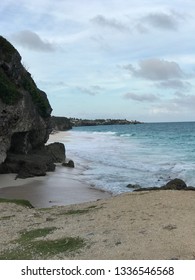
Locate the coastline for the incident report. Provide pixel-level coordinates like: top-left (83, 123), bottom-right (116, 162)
top-left (0, 131), bottom-right (111, 208)
top-left (0, 131), bottom-right (195, 259)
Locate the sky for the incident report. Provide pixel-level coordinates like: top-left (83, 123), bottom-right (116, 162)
top-left (1, 0), bottom-right (195, 122)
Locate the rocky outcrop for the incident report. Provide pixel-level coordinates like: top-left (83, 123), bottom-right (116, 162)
top-left (51, 116), bottom-right (72, 131)
top-left (0, 36), bottom-right (66, 178)
top-left (0, 36), bottom-right (52, 165)
top-left (133, 178), bottom-right (195, 192)
top-left (0, 141), bottom-right (66, 179)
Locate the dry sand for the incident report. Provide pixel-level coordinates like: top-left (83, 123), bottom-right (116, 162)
top-left (0, 131), bottom-right (195, 259)
top-left (1, 190), bottom-right (195, 259)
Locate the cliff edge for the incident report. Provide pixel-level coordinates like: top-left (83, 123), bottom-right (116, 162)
top-left (0, 36), bottom-right (65, 178)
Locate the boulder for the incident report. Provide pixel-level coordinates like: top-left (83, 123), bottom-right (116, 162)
top-left (162, 178), bottom-right (187, 190)
top-left (46, 142), bottom-right (65, 162)
top-left (62, 160), bottom-right (75, 168)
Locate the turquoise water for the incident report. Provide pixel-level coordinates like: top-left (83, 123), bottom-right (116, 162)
top-left (65, 122), bottom-right (195, 193)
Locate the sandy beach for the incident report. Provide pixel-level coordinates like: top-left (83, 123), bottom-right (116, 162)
top-left (0, 131), bottom-right (111, 208)
top-left (0, 131), bottom-right (195, 259)
top-left (1, 190), bottom-right (195, 259)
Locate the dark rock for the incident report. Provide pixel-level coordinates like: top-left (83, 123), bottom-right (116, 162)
top-left (51, 116), bottom-right (72, 131)
top-left (0, 142), bottom-right (66, 178)
top-left (162, 178), bottom-right (187, 190)
top-left (0, 36), bottom-right (68, 178)
top-left (126, 184), bottom-right (142, 189)
top-left (0, 36), bottom-right (52, 164)
top-left (62, 160), bottom-right (75, 168)
top-left (17, 161), bottom-right (47, 178)
top-left (46, 142), bottom-right (65, 162)
top-left (134, 178), bottom-right (195, 192)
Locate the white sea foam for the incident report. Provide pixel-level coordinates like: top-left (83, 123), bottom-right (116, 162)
top-left (63, 123), bottom-right (195, 193)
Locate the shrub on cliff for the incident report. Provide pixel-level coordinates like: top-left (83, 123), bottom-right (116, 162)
top-left (0, 36), bottom-right (51, 117)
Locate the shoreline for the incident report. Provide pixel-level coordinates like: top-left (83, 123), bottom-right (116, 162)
top-left (0, 166), bottom-right (111, 208)
top-left (0, 131), bottom-right (112, 208)
top-left (0, 131), bottom-right (195, 259)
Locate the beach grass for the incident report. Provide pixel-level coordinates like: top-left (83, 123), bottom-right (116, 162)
top-left (0, 227), bottom-right (85, 260)
top-left (0, 198), bottom-right (34, 208)
top-left (57, 205), bottom-right (102, 216)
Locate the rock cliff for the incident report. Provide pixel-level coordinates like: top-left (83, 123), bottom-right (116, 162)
top-left (51, 116), bottom-right (72, 131)
top-left (0, 36), bottom-right (65, 177)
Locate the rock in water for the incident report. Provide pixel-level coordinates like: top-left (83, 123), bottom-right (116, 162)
top-left (62, 160), bottom-right (75, 168)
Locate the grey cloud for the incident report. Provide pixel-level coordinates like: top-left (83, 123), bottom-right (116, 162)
top-left (171, 92), bottom-right (195, 109)
top-left (143, 12), bottom-right (179, 30)
top-left (77, 85), bottom-right (103, 96)
top-left (12, 30), bottom-right (55, 52)
top-left (91, 15), bottom-right (129, 32)
top-left (156, 80), bottom-right (191, 90)
top-left (134, 23), bottom-right (149, 34)
top-left (123, 92), bottom-right (159, 102)
top-left (124, 59), bottom-right (184, 81)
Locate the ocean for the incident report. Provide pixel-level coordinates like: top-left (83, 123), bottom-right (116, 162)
top-left (64, 122), bottom-right (195, 194)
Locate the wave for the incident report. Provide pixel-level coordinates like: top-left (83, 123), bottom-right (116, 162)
top-left (92, 131), bottom-right (117, 135)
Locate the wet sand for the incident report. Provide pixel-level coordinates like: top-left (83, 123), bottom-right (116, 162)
top-left (0, 167), bottom-right (111, 208)
top-left (0, 132), bottom-right (111, 208)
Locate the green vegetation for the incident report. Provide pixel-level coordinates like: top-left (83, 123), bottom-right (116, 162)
top-left (0, 198), bottom-right (34, 208)
top-left (0, 36), bottom-right (17, 62)
top-left (22, 74), bottom-right (50, 117)
top-left (58, 205), bottom-right (102, 216)
top-left (0, 36), bottom-right (51, 117)
top-left (0, 227), bottom-right (85, 259)
top-left (18, 227), bottom-right (57, 242)
top-left (0, 68), bottom-right (22, 105)
top-left (60, 209), bottom-right (91, 215)
top-left (0, 215), bottom-right (15, 221)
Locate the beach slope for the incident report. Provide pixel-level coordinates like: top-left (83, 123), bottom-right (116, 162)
top-left (1, 190), bottom-right (195, 260)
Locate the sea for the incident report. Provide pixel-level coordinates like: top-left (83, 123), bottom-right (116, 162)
top-left (64, 122), bottom-right (195, 194)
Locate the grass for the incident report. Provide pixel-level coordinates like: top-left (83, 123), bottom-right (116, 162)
top-left (18, 227), bottom-right (57, 242)
top-left (0, 227), bottom-right (85, 260)
top-left (0, 198), bottom-right (34, 208)
top-left (0, 215), bottom-right (15, 221)
top-left (58, 205), bottom-right (102, 216)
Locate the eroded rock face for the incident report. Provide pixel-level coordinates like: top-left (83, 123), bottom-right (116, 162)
top-left (0, 36), bottom-right (52, 167)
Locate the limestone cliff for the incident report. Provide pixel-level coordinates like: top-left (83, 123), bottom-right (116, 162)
top-left (51, 116), bottom-right (72, 131)
top-left (0, 36), bottom-right (52, 165)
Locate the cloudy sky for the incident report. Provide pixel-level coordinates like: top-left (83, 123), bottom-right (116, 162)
top-left (1, 0), bottom-right (195, 122)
